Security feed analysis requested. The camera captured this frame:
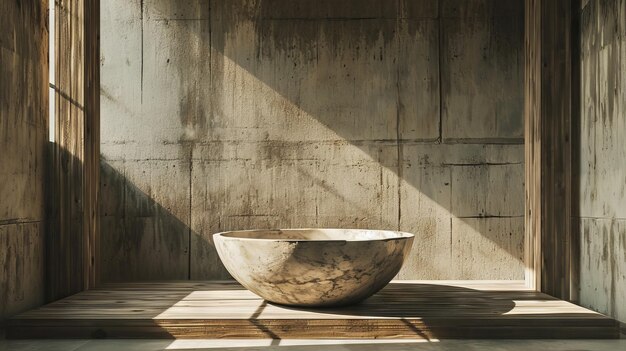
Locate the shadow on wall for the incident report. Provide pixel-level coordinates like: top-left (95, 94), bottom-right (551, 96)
top-left (100, 0), bottom-right (525, 281)
top-left (100, 160), bottom-right (194, 281)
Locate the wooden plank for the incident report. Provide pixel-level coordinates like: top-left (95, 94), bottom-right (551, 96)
top-left (570, 0), bottom-right (582, 305)
top-left (47, 0), bottom-right (100, 300)
top-left (7, 281), bottom-right (619, 339)
top-left (6, 322), bottom-right (620, 340)
top-left (84, 0), bottom-right (101, 291)
top-left (47, 0), bottom-right (86, 301)
top-left (540, 0), bottom-right (574, 302)
top-left (524, 0), bottom-right (578, 299)
top-left (524, 0), bottom-right (541, 292)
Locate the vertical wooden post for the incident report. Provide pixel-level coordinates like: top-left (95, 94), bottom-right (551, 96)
top-left (524, 0), bottom-right (578, 300)
top-left (524, 0), bottom-right (542, 292)
top-left (569, 0), bottom-right (581, 304)
top-left (47, 0), bottom-right (99, 301)
top-left (84, 0), bottom-right (100, 291)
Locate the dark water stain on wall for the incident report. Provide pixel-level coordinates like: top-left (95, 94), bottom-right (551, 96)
top-left (579, 0), bottom-right (626, 323)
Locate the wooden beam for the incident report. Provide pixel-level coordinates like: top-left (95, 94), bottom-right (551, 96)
top-left (47, 0), bottom-right (99, 301)
top-left (84, 0), bottom-right (101, 290)
top-left (524, 0), bottom-right (578, 300)
top-left (524, 0), bottom-right (542, 292)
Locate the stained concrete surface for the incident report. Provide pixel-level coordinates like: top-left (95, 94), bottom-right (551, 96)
top-left (579, 0), bottom-right (626, 323)
top-left (100, 0), bottom-right (525, 281)
top-left (0, 0), bottom-right (47, 322)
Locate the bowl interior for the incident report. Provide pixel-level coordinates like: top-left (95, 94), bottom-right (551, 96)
top-left (217, 229), bottom-right (413, 241)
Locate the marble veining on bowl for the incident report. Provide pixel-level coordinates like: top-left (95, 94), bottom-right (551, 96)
top-left (213, 228), bottom-right (414, 307)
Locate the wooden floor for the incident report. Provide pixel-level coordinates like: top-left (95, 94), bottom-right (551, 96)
top-left (7, 281), bottom-right (620, 339)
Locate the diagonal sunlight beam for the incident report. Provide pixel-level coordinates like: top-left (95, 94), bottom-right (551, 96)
top-left (102, 47), bottom-right (525, 280)
top-left (101, 6), bottom-right (525, 280)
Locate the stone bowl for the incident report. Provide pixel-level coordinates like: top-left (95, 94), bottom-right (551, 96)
top-left (213, 228), bottom-right (414, 307)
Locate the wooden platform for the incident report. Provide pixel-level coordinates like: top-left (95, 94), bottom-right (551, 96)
top-left (7, 281), bottom-right (620, 339)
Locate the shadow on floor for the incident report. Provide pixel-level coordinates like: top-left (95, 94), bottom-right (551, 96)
top-left (6, 281), bottom-right (620, 340)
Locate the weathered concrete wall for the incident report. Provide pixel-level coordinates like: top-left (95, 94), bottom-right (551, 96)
top-left (100, 0), bottom-right (524, 281)
top-left (579, 0), bottom-right (626, 323)
top-left (0, 1), bottom-right (47, 321)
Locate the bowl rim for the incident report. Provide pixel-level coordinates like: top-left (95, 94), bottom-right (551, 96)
top-left (213, 228), bottom-right (415, 242)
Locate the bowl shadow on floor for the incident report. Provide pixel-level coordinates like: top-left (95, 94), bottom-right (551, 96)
top-left (262, 282), bottom-right (517, 340)
top-left (241, 282), bottom-right (516, 341)
top-left (3, 281), bottom-right (620, 342)
top-left (245, 282), bottom-right (616, 341)
top-left (272, 283), bottom-right (518, 316)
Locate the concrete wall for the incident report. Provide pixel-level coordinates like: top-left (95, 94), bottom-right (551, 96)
top-left (0, 1), bottom-right (47, 321)
top-left (579, 0), bottom-right (626, 323)
top-left (100, 0), bottom-right (525, 282)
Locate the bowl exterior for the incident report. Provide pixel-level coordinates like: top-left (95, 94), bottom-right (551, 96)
top-left (214, 232), bottom-right (413, 307)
